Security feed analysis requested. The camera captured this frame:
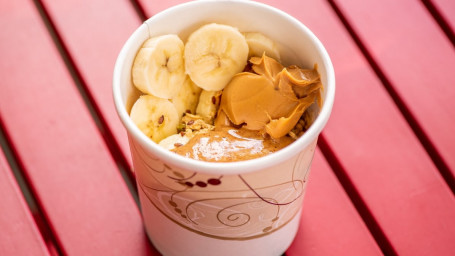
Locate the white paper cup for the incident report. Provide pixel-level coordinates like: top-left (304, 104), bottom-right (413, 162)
top-left (113, 1), bottom-right (335, 255)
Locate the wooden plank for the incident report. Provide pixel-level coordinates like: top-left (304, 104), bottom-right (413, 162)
top-left (137, 0), bottom-right (186, 16)
top-left (0, 149), bottom-right (49, 256)
top-left (431, 0), bottom-right (455, 33)
top-left (38, 0), bottom-right (144, 167)
top-left (0, 1), bottom-right (154, 255)
top-left (333, 0), bottom-right (455, 180)
top-left (137, 1), bottom-right (381, 254)
top-left (288, 150), bottom-right (382, 256)
top-left (254, 0), bottom-right (455, 255)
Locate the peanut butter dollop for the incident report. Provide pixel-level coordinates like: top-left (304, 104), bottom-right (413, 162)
top-left (172, 127), bottom-right (293, 162)
top-left (216, 54), bottom-right (322, 139)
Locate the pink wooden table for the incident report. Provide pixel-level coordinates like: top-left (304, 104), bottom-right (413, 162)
top-left (1, 0), bottom-right (454, 255)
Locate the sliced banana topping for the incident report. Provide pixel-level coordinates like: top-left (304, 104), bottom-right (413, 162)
top-left (196, 90), bottom-right (222, 124)
top-left (130, 95), bottom-right (179, 143)
top-left (132, 34), bottom-right (186, 99)
top-left (171, 76), bottom-right (202, 119)
top-left (184, 23), bottom-right (249, 91)
top-left (243, 32), bottom-right (281, 62)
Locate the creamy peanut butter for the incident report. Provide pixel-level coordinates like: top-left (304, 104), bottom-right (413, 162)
top-left (172, 54), bottom-right (322, 162)
top-left (172, 127), bottom-right (293, 162)
top-left (217, 54), bottom-right (321, 139)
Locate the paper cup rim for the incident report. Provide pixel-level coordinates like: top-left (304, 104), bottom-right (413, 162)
top-left (113, 0), bottom-right (335, 175)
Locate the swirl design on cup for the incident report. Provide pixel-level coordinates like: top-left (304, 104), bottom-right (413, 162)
top-left (132, 140), bottom-right (316, 240)
top-left (217, 202), bottom-right (253, 227)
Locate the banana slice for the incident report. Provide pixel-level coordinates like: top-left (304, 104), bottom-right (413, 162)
top-left (184, 23), bottom-right (249, 91)
top-left (130, 95), bottom-right (179, 143)
top-left (158, 132), bottom-right (193, 151)
top-left (132, 34), bottom-right (186, 99)
top-left (171, 76), bottom-right (202, 119)
top-left (196, 90), bottom-right (222, 124)
top-left (243, 32), bottom-right (281, 61)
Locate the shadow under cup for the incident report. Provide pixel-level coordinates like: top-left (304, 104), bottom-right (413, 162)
top-left (113, 1), bottom-right (334, 255)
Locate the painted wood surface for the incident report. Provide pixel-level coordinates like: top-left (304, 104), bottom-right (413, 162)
top-left (0, 149), bottom-right (49, 256)
top-left (431, 0), bottom-right (455, 34)
top-left (288, 150), bottom-right (382, 256)
top-left (0, 0), bottom-right (154, 255)
top-left (1, 0), bottom-right (454, 255)
top-left (333, 0), bottom-right (455, 178)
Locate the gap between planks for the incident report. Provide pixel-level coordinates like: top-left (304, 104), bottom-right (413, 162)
top-left (131, 0), bottom-right (148, 22)
top-left (318, 135), bottom-right (397, 256)
top-left (421, 0), bottom-right (455, 47)
top-left (31, 0), bottom-right (139, 205)
top-left (0, 118), bottom-right (62, 256)
top-left (327, 0), bottom-right (455, 195)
